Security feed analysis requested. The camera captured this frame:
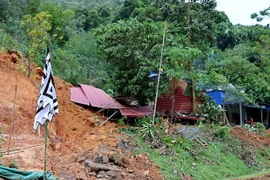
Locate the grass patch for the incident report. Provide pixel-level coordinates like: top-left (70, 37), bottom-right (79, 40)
top-left (126, 122), bottom-right (270, 180)
top-left (136, 141), bottom-right (255, 180)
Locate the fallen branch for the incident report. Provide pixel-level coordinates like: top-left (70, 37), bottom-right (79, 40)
top-left (194, 138), bottom-right (207, 146)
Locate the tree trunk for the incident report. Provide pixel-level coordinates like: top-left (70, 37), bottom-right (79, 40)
top-left (191, 78), bottom-right (196, 113)
top-left (187, 0), bottom-right (197, 113)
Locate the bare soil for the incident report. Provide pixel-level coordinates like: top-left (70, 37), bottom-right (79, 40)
top-left (0, 52), bottom-right (162, 180)
top-left (231, 127), bottom-right (270, 148)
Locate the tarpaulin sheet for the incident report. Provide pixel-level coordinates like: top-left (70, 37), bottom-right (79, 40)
top-left (0, 166), bottom-right (58, 180)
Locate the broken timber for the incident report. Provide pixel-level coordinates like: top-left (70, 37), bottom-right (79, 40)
top-left (100, 111), bottom-right (118, 126)
top-left (84, 161), bottom-right (116, 171)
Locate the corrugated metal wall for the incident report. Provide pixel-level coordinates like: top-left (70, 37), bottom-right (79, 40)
top-left (157, 93), bottom-right (201, 114)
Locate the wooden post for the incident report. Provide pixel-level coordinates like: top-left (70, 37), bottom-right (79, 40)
top-left (261, 109), bottom-right (263, 123)
top-left (170, 90), bottom-right (175, 124)
top-left (267, 111), bottom-right (269, 128)
top-left (8, 85), bottom-right (17, 154)
top-left (44, 121), bottom-right (48, 180)
top-left (239, 103), bottom-right (243, 126)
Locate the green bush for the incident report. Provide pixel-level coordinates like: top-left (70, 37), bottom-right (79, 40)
top-left (139, 121), bottom-right (156, 140)
top-left (118, 116), bottom-right (126, 125)
top-left (255, 122), bottom-right (266, 134)
top-left (197, 102), bottom-right (224, 123)
top-left (214, 126), bottom-right (231, 140)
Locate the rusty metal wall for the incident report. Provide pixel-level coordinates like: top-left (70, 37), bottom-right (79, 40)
top-left (157, 93), bottom-right (201, 114)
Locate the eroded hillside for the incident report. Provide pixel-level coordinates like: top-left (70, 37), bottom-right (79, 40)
top-left (0, 52), bottom-right (162, 180)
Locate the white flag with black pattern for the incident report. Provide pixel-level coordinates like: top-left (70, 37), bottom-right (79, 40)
top-left (34, 48), bottom-right (59, 130)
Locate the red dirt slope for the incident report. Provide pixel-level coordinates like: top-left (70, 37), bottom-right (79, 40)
top-left (0, 52), bottom-right (163, 180)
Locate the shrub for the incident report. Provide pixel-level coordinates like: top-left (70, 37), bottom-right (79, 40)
top-left (214, 126), bottom-right (231, 141)
top-left (118, 116), bottom-right (126, 125)
top-left (255, 122), bottom-right (266, 134)
top-left (197, 102), bottom-right (224, 123)
top-left (139, 121), bottom-right (156, 140)
top-left (9, 161), bottom-right (18, 169)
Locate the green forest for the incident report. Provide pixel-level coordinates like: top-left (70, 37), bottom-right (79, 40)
top-left (1, 1), bottom-right (270, 179)
top-left (0, 0), bottom-right (270, 106)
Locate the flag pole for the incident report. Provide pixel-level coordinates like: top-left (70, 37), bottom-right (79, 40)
top-left (44, 121), bottom-right (48, 180)
top-left (35, 46), bottom-right (58, 179)
top-left (43, 46), bottom-right (50, 180)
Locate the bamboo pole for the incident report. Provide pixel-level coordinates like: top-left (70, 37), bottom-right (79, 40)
top-left (3, 150), bottom-right (24, 155)
top-left (100, 111), bottom-right (118, 126)
top-left (2, 144), bottom-right (43, 153)
top-left (7, 85), bottom-right (17, 154)
top-left (44, 121), bottom-right (48, 180)
top-left (152, 20), bottom-right (167, 125)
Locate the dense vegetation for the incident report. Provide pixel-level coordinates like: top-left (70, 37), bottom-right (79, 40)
top-left (0, 0), bottom-right (269, 122)
top-left (1, 1), bottom-right (270, 179)
top-left (0, 0), bottom-right (269, 105)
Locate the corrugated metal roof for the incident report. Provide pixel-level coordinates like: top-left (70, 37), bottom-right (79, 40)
top-left (80, 84), bottom-right (123, 109)
top-left (70, 87), bottom-right (89, 105)
top-left (120, 106), bottom-right (153, 117)
top-left (70, 84), bottom-right (152, 117)
top-left (70, 84), bottom-right (123, 109)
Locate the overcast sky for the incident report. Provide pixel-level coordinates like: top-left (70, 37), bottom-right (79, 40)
top-left (215, 0), bottom-right (270, 25)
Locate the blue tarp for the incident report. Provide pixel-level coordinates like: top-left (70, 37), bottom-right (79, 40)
top-left (206, 90), bottom-right (225, 105)
top-left (206, 90), bottom-right (244, 105)
top-left (0, 166), bottom-right (58, 180)
top-left (207, 90), bottom-right (270, 111)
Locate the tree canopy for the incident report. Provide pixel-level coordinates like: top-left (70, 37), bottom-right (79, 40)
top-left (0, 0), bottom-right (269, 105)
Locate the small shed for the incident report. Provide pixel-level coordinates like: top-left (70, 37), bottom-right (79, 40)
top-left (156, 78), bottom-right (202, 121)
